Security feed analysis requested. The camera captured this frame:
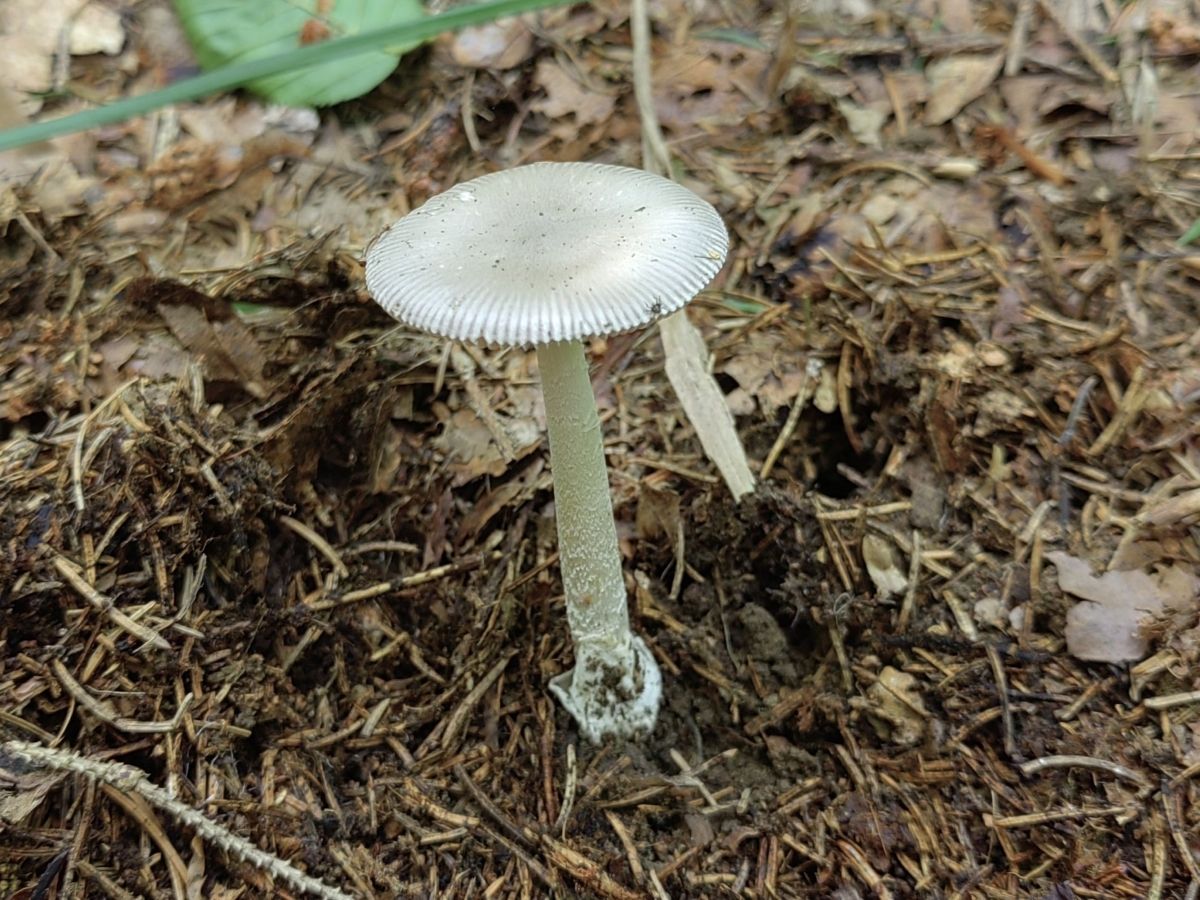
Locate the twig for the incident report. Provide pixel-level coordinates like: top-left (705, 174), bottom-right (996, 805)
top-left (1, 741), bottom-right (355, 900)
top-left (941, 588), bottom-right (979, 641)
top-left (838, 840), bottom-right (893, 900)
top-left (1088, 366), bottom-right (1147, 456)
top-left (744, 688), bottom-right (811, 736)
top-left (816, 500), bottom-right (913, 521)
top-left (761, 360), bottom-right (821, 479)
top-left (628, 456), bottom-right (719, 484)
top-left (53, 556), bottom-right (170, 652)
top-left (990, 805), bottom-right (1137, 828)
top-left (1004, 0), bottom-right (1033, 76)
top-left (1148, 808), bottom-right (1167, 900)
top-left (1035, 0), bottom-right (1118, 83)
top-left (461, 70), bottom-right (482, 154)
top-left (307, 554), bottom-right (498, 611)
top-left (630, 0), bottom-right (670, 177)
top-left (51, 659), bottom-right (193, 734)
top-left (1056, 676), bottom-right (1115, 721)
top-left (416, 651), bottom-right (514, 757)
top-left (1163, 787), bottom-right (1200, 882)
top-left (280, 515), bottom-right (349, 578)
top-left (1019, 755), bottom-right (1152, 794)
top-left (342, 540), bottom-right (420, 556)
top-left (99, 783), bottom-right (189, 899)
top-left (896, 530), bottom-right (921, 633)
top-left (455, 763), bottom-right (537, 849)
top-left (70, 378), bottom-right (139, 512)
top-left (391, 780), bottom-right (480, 828)
top-left (1145, 690), bottom-right (1200, 710)
top-left (542, 833), bottom-right (643, 900)
top-left (1021, 529), bottom-right (1043, 650)
top-left (1058, 375), bottom-right (1099, 447)
top-left (984, 645), bottom-right (1017, 759)
top-left (554, 742), bottom-right (578, 835)
top-left (76, 858), bottom-right (140, 900)
top-left (605, 811), bottom-right (644, 883)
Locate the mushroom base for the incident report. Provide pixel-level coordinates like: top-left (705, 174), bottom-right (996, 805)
top-left (548, 634), bottom-right (662, 742)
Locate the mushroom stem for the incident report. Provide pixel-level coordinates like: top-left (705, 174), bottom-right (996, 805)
top-left (536, 339), bottom-right (662, 741)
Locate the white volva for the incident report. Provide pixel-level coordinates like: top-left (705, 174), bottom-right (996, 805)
top-left (537, 339), bottom-right (661, 740)
top-left (365, 162), bottom-right (727, 740)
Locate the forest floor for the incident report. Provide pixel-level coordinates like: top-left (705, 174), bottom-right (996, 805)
top-left (3, 0), bottom-right (1200, 897)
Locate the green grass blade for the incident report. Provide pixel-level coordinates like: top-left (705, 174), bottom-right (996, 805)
top-left (0, 0), bottom-right (569, 153)
top-left (1179, 217), bottom-right (1200, 247)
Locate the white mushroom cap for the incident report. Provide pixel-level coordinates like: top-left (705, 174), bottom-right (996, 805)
top-left (365, 162), bottom-right (728, 346)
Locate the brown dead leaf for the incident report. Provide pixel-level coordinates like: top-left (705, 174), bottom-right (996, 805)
top-left (424, 486), bottom-right (452, 568)
top-left (433, 408), bottom-right (498, 483)
top-left (177, 98), bottom-right (274, 146)
top-left (1049, 551), bottom-right (1200, 662)
top-left (0, 0), bottom-right (124, 115)
top-left (654, 44), bottom-right (733, 94)
top-left (837, 98), bottom-right (887, 148)
top-left (1109, 541), bottom-right (1172, 571)
top-left (147, 140), bottom-right (243, 211)
top-left (972, 388), bottom-right (1034, 437)
top-left (148, 133), bottom-right (309, 214)
top-left (936, 0), bottom-right (977, 32)
top-left (814, 366), bottom-right (838, 414)
top-left (0, 752), bottom-right (65, 825)
top-left (652, 41), bottom-right (769, 129)
top-left (70, 3), bottom-right (123, 54)
top-left (156, 304), bottom-right (267, 398)
top-left (721, 335), bottom-right (808, 417)
top-left (456, 458), bottom-right (545, 545)
top-left (924, 53), bottom-right (1004, 125)
top-left (1000, 76), bottom-right (1110, 134)
top-left (860, 193), bottom-right (897, 226)
top-left (449, 19), bottom-right (534, 69)
top-left (539, 3), bottom-right (610, 40)
top-left (927, 389), bottom-right (966, 475)
top-left (852, 666), bottom-right (928, 745)
top-left (100, 331), bottom-right (189, 382)
top-left (125, 279), bottom-right (266, 397)
top-left (862, 534), bottom-right (907, 598)
top-left (367, 420), bottom-right (405, 494)
top-left (1139, 489), bottom-right (1200, 527)
top-left (432, 406), bottom-right (540, 487)
top-left (811, 0), bottom-right (874, 18)
top-left (635, 485), bottom-right (681, 544)
top-left (531, 59), bottom-right (615, 126)
top-left (1155, 90), bottom-right (1200, 140)
top-left (0, 127), bottom-right (98, 219)
top-left (1149, 8), bottom-right (1200, 55)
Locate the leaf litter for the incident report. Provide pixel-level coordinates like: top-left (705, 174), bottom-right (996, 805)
top-left (1049, 551), bottom-right (1200, 663)
top-left (2, 0), bottom-right (1200, 896)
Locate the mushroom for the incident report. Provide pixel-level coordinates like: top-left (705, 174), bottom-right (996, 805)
top-left (365, 161), bottom-right (728, 741)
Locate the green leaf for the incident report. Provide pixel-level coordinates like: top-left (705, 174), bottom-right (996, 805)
top-left (0, 0), bottom-right (569, 153)
top-left (174, 0), bottom-right (425, 106)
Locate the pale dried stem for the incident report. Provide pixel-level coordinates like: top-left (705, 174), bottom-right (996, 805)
top-left (630, 0), bottom-right (755, 501)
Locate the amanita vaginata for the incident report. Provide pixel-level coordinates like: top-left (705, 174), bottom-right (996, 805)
top-left (365, 162), bottom-right (728, 741)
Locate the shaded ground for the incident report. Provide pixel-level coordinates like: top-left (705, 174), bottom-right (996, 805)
top-left (3, 0), bottom-right (1200, 897)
